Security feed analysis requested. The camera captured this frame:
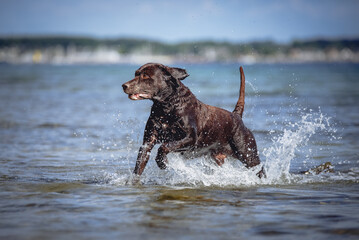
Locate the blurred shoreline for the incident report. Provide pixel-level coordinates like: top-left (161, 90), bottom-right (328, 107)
top-left (1, 36), bottom-right (358, 64)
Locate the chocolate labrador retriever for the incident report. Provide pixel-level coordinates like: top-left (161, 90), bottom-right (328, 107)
top-left (122, 63), bottom-right (263, 178)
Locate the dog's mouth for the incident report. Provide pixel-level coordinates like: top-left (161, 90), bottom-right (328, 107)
top-left (128, 93), bottom-right (151, 100)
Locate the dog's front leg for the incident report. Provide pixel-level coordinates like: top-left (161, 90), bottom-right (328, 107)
top-left (133, 140), bottom-right (156, 176)
top-left (133, 120), bottom-right (158, 176)
top-left (155, 133), bottom-right (196, 169)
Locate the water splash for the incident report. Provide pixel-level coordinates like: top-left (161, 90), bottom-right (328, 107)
top-left (263, 112), bottom-right (329, 184)
top-left (106, 110), bottom-right (352, 187)
top-left (140, 156), bottom-right (263, 187)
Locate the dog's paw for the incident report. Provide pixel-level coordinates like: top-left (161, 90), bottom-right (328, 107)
top-left (256, 166), bottom-right (266, 178)
top-left (131, 174), bottom-right (142, 185)
top-left (124, 174), bottom-right (142, 185)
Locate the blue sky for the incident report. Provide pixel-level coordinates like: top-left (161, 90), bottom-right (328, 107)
top-left (0, 0), bottom-right (358, 42)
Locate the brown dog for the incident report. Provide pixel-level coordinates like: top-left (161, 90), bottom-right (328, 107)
top-left (122, 63), bottom-right (263, 177)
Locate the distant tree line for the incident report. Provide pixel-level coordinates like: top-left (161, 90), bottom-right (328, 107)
top-left (0, 36), bottom-right (358, 56)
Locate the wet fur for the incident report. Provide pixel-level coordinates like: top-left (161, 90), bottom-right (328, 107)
top-left (122, 63), bottom-right (262, 177)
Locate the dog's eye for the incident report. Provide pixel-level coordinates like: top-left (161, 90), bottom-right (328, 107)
top-left (142, 74), bottom-right (150, 80)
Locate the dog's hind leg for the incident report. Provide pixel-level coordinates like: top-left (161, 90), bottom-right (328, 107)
top-left (211, 152), bottom-right (226, 166)
top-left (229, 131), bottom-right (265, 178)
top-left (229, 129), bottom-right (260, 168)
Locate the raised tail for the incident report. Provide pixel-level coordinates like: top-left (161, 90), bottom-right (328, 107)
top-left (233, 66), bottom-right (245, 118)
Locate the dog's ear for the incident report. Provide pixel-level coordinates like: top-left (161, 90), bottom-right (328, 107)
top-left (166, 67), bottom-right (189, 81)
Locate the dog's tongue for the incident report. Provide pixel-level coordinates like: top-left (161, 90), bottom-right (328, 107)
top-left (129, 94), bottom-right (140, 100)
top-left (129, 93), bottom-right (149, 100)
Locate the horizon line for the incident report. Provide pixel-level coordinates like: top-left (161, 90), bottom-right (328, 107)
top-left (1, 33), bottom-right (359, 44)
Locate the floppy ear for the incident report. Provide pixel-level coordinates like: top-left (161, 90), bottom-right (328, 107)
top-left (166, 67), bottom-right (189, 81)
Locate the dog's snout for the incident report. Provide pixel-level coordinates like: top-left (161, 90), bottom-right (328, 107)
top-left (122, 83), bottom-right (129, 91)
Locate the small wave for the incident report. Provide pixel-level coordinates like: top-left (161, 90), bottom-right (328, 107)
top-left (0, 119), bottom-right (20, 129)
top-left (37, 123), bottom-right (68, 128)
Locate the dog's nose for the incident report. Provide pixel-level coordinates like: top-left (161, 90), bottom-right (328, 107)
top-left (122, 83), bottom-right (129, 91)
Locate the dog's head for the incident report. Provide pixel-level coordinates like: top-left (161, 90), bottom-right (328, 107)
top-left (122, 63), bottom-right (189, 101)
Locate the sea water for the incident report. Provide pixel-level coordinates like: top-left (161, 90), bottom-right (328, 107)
top-left (0, 63), bottom-right (358, 239)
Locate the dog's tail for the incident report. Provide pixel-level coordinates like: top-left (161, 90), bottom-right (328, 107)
top-left (233, 66), bottom-right (245, 118)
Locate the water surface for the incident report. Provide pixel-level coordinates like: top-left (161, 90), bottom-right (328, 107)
top-left (0, 63), bottom-right (358, 239)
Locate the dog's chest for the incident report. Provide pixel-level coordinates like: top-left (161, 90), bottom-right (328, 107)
top-left (154, 116), bottom-right (186, 142)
